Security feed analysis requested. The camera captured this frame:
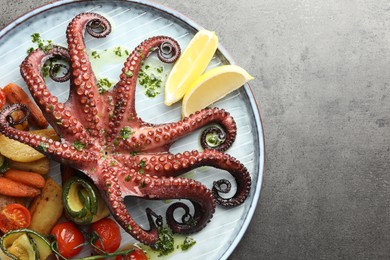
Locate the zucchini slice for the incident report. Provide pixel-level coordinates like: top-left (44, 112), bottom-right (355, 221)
top-left (0, 229), bottom-right (51, 260)
top-left (63, 177), bottom-right (109, 224)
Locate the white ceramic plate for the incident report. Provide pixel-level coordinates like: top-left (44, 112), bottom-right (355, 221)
top-left (0, 1), bottom-right (265, 259)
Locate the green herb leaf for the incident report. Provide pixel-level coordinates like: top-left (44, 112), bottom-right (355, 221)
top-left (72, 140), bottom-right (85, 151)
top-left (181, 237), bottom-right (196, 251)
top-left (119, 126), bottom-right (134, 140)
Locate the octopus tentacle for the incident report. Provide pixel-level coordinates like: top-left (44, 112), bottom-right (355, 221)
top-left (108, 36), bottom-right (180, 139)
top-left (66, 13), bottom-right (111, 137)
top-left (98, 163), bottom-right (160, 244)
top-left (111, 166), bottom-right (216, 236)
top-left (118, 108), bottom-right (237, 153)
top-left (0, 104), bottom-right (96, 164)
top-left (20, 46), bottom-right (91, 143)
top-left (116, 149), bottom-right (250, 207)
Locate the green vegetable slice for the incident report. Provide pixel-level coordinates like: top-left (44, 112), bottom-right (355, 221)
top-left (0, 229), bottom-right (52, 260)
top-left (63, 177), bottom-right (109, 225)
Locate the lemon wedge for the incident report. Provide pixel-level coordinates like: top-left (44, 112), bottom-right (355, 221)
top-left (182, 65), bottom-right (254, 117)
top-left (164, 30), bottom-right (218, 106)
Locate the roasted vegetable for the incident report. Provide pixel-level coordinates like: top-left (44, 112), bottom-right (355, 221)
top-left (0, 229), bottom-right (52, 260)
top-left (0, 195), bottom-right (25, 211)
top-left (0, 154), bottom-right (10, 174)
top-left (29, 177), bottom-right (63, 235)
top-left (63, 177), bottom-right (109, 225)
top-left (3, 83), bottom-right (48, 129)
top-left (0, 204), bottom-right (31, 234)
top-left (0, 128), bottom-right (58, 162)
top-left (3, 169), bottom-right (45, 189)
top-left (8, 158), bottom-right (50, 175)
top-left (0, 177), bottom-right (40, 198)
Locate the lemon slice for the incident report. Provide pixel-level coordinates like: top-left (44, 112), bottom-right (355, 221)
top-left (164, 30), bottom-right (218, 106)
top-left (182, 65), bottom-right (254, 117)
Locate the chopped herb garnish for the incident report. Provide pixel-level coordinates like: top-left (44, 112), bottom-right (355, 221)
top-left (137, 63), bottom-right (166, 98)
top-left (139, 159), bottom-right (146, 168)
top-left (113, 138), bottom-right (119, 146)
top-left (130, 151), bottom-right (139, 156)
top-left (38, 142), bottom-right (49, 153)
top-left (91, 50), bottom-right (101, 59)
top-left (119, 126), bottom-right (134, 140)
top-left (152, 226), bottom-right (175, 256)
top-left (109, 160), bottom-right (117, 167)
top-left (181, 237), bottom-right (196, 251)
top-left (98, 78), bottom-right (114, 94)
top-left (72, 140), bottom-right (85, 151)
top-left (139, 181), bottom-right (146, 188)
top-left (125, 175), bottom-right (130, 182)
top-left (156, 66), bottom-right (163, 73)
top-left (113, 46), bottom-right (129, 57)
top-left (28, 33), bottom-right (53, 53)
top-left (125, 71), bottom-right (133, 77)
top-left (31, 33), bottom-right (41, 43)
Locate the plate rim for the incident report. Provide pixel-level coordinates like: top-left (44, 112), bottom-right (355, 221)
top-left (0, 1), bottom-right (266, 259)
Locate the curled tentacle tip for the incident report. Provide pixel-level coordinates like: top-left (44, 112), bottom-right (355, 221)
top-left (157, 39), bottom-right (181, 63)
top-left (201, 126), bottom-right (228, 151)
top-left (85, 14), bottom-right (112, 38)
top-left (1, 104), bottom-right (30, 127)
top-left (49, 63), bottom-right (71, 82)
top-left (166, 202), bottom-right (196, 234)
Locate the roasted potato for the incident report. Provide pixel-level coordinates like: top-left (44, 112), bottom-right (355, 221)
top-left (29, 177), bottom-right (63, 235)
top-left (8, 158), bottom-right (50, 175)
top-left (0, 129), bottom-right (58, 162)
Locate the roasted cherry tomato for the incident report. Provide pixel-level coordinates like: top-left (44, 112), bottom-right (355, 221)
top-left (0, 88), bottom-right (6, 110)
top-left (51, 221), bottom-right (85, 258)
top-left (115, 246), bottom-right (148, 260)
top-left (90, 217), bottom-right (121, 253)
top-left (0, 203), bottom-right (31, 233)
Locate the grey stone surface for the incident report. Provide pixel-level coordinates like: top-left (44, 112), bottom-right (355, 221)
top-left (1, 0), bottom-right (390, 259)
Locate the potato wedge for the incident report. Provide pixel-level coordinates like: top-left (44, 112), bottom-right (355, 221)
top-left (0, 129), bottom-right (58, 162)
top-left (29, 177), bottom-right (63, 235)
top-left (8, 158), bottom-right (50, 175)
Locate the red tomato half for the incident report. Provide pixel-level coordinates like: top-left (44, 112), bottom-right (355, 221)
top-left (90, 217), bottom-right (121, 253)
top-left (115, 246), bottom-right (148, 260)
top-left (51, 221), bottom-right (85, 258)
top-left (0, 203), bottom-right (31, 233)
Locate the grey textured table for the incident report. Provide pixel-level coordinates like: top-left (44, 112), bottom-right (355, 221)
top-left (1, 0), bottom-right (390, 259)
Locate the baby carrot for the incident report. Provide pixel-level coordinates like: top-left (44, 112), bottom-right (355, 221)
top-left (4, 169), bottom-right (45, 189)
top-left (0, 177), bottom-right (40, 198)
top-left (3, 83), bottom-right (48, 129)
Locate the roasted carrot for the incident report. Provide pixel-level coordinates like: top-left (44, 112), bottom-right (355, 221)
top-left (0, 177), bottom-right (40, 198)
top-left (3, 83), bottom-right (48, 129)
top-left (4, 169), bottom-right (45, 189)
top-left (0, 88), bottom-right (5, 110)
